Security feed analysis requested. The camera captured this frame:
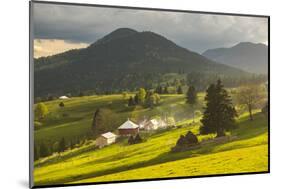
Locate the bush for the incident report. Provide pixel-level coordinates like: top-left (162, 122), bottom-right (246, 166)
top-left (128, 134), bottom-right (143, 145)
top-left (172, 131), bottom-right (199, 152)
top-left (185, 131), bottom-right (199, 144)
top-left (59, 102), bottom-right (65, 108)
top-left (128, 135), bottom-right (135, 145)
top-left (134, 134), bottom-right (143, 143)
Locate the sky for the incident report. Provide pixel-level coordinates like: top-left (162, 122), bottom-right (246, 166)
top-left (33, 2), bottom-right (268, 58)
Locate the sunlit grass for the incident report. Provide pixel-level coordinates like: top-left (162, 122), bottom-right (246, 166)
top-left (34, 111), bottom-right (268, 186)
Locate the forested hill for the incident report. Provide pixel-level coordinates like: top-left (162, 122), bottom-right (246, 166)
top-left (34, 28), bottom-right (247, 98)
top-left (202, 42), bottom-right (268, 74)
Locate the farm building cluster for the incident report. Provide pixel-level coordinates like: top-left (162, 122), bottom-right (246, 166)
top-left (95, 118), bottom-right (173, 148)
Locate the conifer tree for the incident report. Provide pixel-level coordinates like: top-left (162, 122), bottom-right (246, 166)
top-left (39, 142), bottom-right (50, 158)
top-left (134, 134), bottom-right (143, 143)
top-left (128, 96), bottom-right (135, 106)
top-left (59, 137), bottom-right (66, 153)
top-left (200, 80), bottom-right (237, 137)
top-left (177, 85), bottom-right (183, 94)
top-left (128, 135), bottom-right (135, 145)
top-left (186, 86), bottom-right (197, 122)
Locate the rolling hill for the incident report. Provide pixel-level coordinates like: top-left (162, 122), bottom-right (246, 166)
top-left (34, 111), bottom-right (268, 186)
top-left (202, 42), bottom-right (268, 74)
top-left (34, 28), bottom-right (247, 98)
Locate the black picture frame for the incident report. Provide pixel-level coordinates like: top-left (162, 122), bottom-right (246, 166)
top-left (29, 1), bottom-right (270, 188)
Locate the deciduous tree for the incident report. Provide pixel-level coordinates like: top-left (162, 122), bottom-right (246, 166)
top-left (236, 85), bottom-right (264, 120)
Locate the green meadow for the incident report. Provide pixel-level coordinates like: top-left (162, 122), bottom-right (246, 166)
top-left (33, 93), bottom-right (268, 185)
top-left (34, 93), bottom-right (204, 145)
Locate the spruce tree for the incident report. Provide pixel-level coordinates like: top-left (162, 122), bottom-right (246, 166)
top-left (186, 86), bottom-right (197, 122)
top-left (59, 137), bottom-right (66, 153)
top-left (186, 86), bottom-right (197, 104)
top-left (177, 86), bottom-right (183, 94)
top-left (134, 134), bottom-right (143, 143)
top-left (39, 142), bottom-right (50, 158)
top-left (200, 80), bottom-right (237, 137)
top-left (164, 86), bottom-right (169, 94)
top-left (128, 135), bottom-right (135, 145)
top-left (128, 96), bottom-right (135, 106)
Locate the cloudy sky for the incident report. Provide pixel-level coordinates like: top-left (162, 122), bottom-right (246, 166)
top-left (33, 3), bottom-right (268, 58)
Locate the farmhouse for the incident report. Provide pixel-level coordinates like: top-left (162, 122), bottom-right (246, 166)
top-left (118, 119), bottom-right (139, 136)
top-left (95, 132), bottom-right (117, 148)
top-left (142, 119), bottom-right (167, 131)
top-left (139, 119), bottom-right (148, 129)
top-left (59, 95), bottom-right (69, 99)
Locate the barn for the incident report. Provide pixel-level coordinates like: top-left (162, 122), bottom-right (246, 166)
top-left (118, 119), bottom-right (139, 136)
top-left (95, 132), bottom-right (117, 148)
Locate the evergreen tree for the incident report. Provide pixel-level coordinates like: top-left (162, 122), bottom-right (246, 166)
top-left (134, 94), bottom-right (139, 104)
top-left (92, 108), bottom-right (102, 133)
top-left (39, 142), bottom-right (50, 158)
top-left (92, 108), bottom-right (117, 137)
top-left (160, 86), bottom-right (163, 94)
top-left (186, 86), bottom-right (197, 104)
top-left (59, 102), bottom-right (65, 108)
top-left (58, 137), bottom-right (66, 153)
top-left (134, 134), bottom-right (143, 143)
top-left (177, 86), bottom-right (183, 94)
top-left (164, 86), bottom-right (169, 94)
top-left (156, 85), bottom-right (163, 94)
top-left (70, 140), bottom-right (75, 150)
top-left (128, 96), bottom-right (135, 106)
top-left (34, 145), bottom-right (40, 160)
top-left (186, 86), bottom-right (197, 122)
top-left (128, 135), bottom-right (135, 145)
top-left (200, 80), bottom-right (237, 137)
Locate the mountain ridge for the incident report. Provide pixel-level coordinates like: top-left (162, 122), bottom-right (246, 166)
top-left (202, 42), bottom-right (268, 74)
top-left (34, 28), bottom-right (248, 97)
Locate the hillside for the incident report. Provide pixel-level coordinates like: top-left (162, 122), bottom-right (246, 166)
top-left (34, 112), bottom-right (268, 186)
top-left (34, 28), bottom-right (247, 98)
top-left (34, 93), bottom-right (204, 146)
top-left (202, 42), bottom-right (268, 74)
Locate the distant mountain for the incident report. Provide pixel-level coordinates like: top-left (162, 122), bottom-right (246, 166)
top-left (202, 42), bottom-right (268, 74)
top-left (34, 28), bottom-right (247, 97)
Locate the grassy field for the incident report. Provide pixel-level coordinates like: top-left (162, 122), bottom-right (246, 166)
top-left (34, 110), bottom-right (268, 186)
top-left (34, 93), bottom-right (204, 146)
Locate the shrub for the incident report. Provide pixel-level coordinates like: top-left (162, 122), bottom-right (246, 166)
top-left (134, 134), bottom-right (143, 143)
top-left (176, 135), bottom-right (188, 146)
top-left (128, 134), bottom-right (143, 145)
top-left (59, 102), bottom-right (65, 108)
top-left (172, 131), bottom-right (199, 152)
top-left (185, 131), bottom-right (199, 144)
top-left (128, 135), bottom-right (135, 145)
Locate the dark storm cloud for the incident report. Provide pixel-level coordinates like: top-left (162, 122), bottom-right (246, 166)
top-left (33, 3), bottom-right (268, 53)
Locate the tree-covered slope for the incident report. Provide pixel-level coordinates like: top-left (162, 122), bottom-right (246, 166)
top-left (202, 42), bottom-right (268, 74)
top-left (34, 28), bottom-right (247, 97)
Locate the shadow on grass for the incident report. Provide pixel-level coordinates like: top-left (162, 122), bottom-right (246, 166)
top-left (36, 113), bottom-right (268, 186)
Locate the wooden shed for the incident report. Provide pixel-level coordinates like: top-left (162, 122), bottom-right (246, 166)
top-left (95, 132), bottom-right (117, 148)
top-left (118, 119), bottom-right (139, 136)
